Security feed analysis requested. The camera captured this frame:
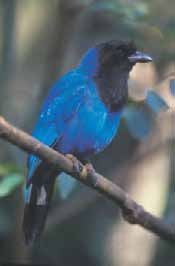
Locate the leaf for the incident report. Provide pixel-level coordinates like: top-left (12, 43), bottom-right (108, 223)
top-left (169, 79), bottom-right (175, 96)
top-left (0, 165), bottom-right (10, 176)
top-left (123, 107), bottom-right (152, 139)
top-left (0, 163), bottom-right (20, 176)
top-left (145, 90), bottom-right (169, 113)
top-left (123, 3), bottom-right (148, 20)
top-left (0, 174), bottom-right (23, 197)
top-left (90, 2), bottom-right (118, 12)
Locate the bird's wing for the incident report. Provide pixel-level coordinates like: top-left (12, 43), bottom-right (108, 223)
top-left (27, 69), bottom-right (87, 181)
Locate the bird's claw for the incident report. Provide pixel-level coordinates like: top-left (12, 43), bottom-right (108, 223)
top-left (66, 154), bottom-right (95, 179)
top-left (66, 154), bottom-right (83, 175)
top-left (83, 162), bottom-right (95, 176)
top-left (81, 162), bottom-right (98, 186)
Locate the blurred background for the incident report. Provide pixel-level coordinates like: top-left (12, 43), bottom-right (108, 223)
top-left (0, 0), bottom-right (175, 265)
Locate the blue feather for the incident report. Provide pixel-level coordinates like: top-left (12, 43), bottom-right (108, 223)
top-left (24, 41), bottom-right (153, 244)
top-left (27, 47), bottom-right (122, 199)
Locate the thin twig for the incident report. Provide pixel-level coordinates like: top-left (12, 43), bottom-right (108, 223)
top-left (0, 116), bottom-right (175, 243)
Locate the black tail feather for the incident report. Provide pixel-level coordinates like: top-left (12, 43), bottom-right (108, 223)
top-left (23, 163), bottom-right (58, 245)
top-left (23, 203), bottom-right (49, 245)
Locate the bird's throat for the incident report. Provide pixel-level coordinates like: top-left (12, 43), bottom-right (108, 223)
top-left (93, 70), bottom-right (129, 112)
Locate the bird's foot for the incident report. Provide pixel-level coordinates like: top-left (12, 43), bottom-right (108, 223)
top-left (66, 154), bottom-right (82, 175)
top-left (81, 161), bottom-right (98, 186)
top-left (81, 162), bottom-right (95, 178)
top-left (65, 154), bottom-right (95, 180)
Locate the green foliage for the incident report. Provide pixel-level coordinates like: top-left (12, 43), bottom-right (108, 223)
top-left (0, 164), bottom-right (23, 197)
top-left (0, 174), bottom-right (23, 197)
top-left (0, 163), bottom-right (20, 176)
top-left (91, 0), bottom-right (148, 20)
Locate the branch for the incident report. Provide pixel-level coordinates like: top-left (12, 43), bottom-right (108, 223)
top-left (47, 138), bottom-right (173, 230)
top-left (0, 116), bottom-right (174, 243)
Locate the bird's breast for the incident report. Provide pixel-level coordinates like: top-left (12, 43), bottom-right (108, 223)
top-left (58, 101), bottom-right (122, 158)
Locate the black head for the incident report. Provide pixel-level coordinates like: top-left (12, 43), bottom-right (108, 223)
top-left (96, 40), bottom-right (152, 73)
top-left (94, 40), bottom-right (152, 112)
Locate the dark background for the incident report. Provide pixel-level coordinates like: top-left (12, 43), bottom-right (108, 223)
top-left (0, 0), bottom-right (175, 265)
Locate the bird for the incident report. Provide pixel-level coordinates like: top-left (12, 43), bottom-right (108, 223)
top-left (23, 40), bottom-right (152, 244)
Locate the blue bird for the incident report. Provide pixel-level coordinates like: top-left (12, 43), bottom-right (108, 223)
top-left (23, 40), bottom-right (152, 244)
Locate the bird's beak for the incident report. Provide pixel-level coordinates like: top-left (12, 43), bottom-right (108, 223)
top-left (128, 51), bottom-right (152, 63)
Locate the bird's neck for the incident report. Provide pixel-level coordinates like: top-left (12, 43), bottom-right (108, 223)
top-left (79, 48), bottom-right (99, 76)
top-left (93, 67), bottom-right (129, 112)
top-left (79, 48), bottom-right (129, 112)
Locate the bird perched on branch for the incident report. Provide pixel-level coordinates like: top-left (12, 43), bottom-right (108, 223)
top-left (23, 40), bottom-right (152, 244)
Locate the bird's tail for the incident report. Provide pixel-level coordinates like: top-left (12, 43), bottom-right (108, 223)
top-left (23, 164), bottom-right (58, 245)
